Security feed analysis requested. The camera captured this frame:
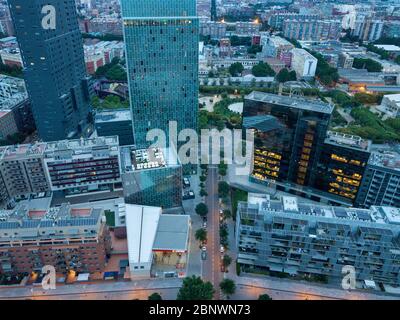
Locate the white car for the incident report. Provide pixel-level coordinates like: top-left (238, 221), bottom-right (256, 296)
top-left (202, 246), bottom-right (207, 251)
top-left (203, 221), bottom-right (207, 228)
top-left (220, 246), bottom-right (225, 253)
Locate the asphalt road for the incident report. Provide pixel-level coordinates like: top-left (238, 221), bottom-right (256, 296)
top-left (202, 166), bottom-right (222, 299)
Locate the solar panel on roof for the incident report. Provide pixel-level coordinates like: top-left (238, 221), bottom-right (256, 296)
top-left (22, 220), bottom-right (40, 228)
top-left (0, 221), bottom-right (19, 229)
top-left (270, 202), bottom-right (283, 211)
top-left (334, 207), bottom-right (348, 218)
top-left (356, 211), bottom-right (372, 221)
top-left (40, 220), bottom-right (54, 228)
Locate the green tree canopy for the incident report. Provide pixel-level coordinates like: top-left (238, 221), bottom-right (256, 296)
top-left (220, 279), bottom-right (236, 298)
top-left (218, 181), bottom-right (230, 198)
top-left (258, 294), bottom-right (272, 300)
top-left (222, 254), bottom-right (232, 268)
top-left (177, 276), bottom-right (214, 300)
top-left (229, 62), bottom-right (244, 77)
top-left (195, 228), bottom-right (207, 242)
top-left (195, 203), bottom-right (209, 217)
top-left (353, 58), bottom-right (383, 72)
top-left (251, 62), bottom-right (276, 77)
top-left (148, 292), bottom-right (162, 300)
top-left (276, 68), bottom-right (296, 83)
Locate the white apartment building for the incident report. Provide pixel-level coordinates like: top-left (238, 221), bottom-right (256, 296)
top-left (290, 48), bottom-right (318, 79)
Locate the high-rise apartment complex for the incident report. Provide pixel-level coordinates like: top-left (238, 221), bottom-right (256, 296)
top-left (8, 0), bottom-right (93, 141)
top-left (120, 0), bottom-right (199, 170)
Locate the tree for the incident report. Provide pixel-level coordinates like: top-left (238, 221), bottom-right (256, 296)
top-left (220, 279), bottom-right (236, 298)
top-left (258, 294), bottom-right (272, 300)
top-left (148, 292), bottom-right (162, 300)
top-left (353, 58), bottom-right (383, 72)
top-left (251, 62), bottom-right (276, 77)
top-left (247, 45), bottom-right (262, 55)
top-left (222, 254), bottom-right (232, 268)
top-left (218, 181), bottom-right (230, 198)
top-left (200, 188), bottom-right (208, 197)
top-left (195, 203), bottom-right (209, 217)
top-left (223, 209), bottom-right (232, 220)
top-left (177, 276), bottom-right (214, 300)
top-left (308, 50), bottom-right (339, 86)
top-left (229, 62), bottom-right (244, 77)
top-left (276, 68), bottom-right (290, 83)
top-left (195, 228), bottom-right (207, 243)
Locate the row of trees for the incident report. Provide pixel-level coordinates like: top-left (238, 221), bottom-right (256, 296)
top-left (147, 276), bottom-right (273, 300)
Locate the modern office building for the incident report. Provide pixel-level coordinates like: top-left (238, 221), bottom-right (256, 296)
top-left (120, 146), bottom-right (183, 209)
top-left (121, 0), bottom-right (199, 173)
top-left (314, 131), bottom-right (371, 205)
top-left (243, 91), bottom-right (333, 189)
top-left (95, 109), bottom-right (134, 146)
top-left (0, 203), bottom-right (111, 274)
top-left (356, 150), bottom-right (400, 208)
top-left (236, 193), bottom-right (400, 286)
top-left (8, 0), bottom-right (93, 141)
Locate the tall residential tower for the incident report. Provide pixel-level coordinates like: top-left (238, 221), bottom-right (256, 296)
top-left (121, 0), bottom-right (199, 163)
top-left (8, 0), bottom-right (93, 141)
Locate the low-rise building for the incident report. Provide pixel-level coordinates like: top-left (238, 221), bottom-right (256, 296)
top-left (377, 94), bottom-right (400, 118)
top-left (0, 203), bottom-right (111, 274)
top-left (236, 193), bottom-right (400, 286)
top-left (0, 47), bottom-right (23, 68)
top-left (95, 109), bottom-right (134, 146)
top-left (125, 204), bottom-right (190, 279)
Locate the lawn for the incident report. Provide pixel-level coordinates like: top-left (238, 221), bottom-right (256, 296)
top-left (104, 210), bottom-right (115, 227)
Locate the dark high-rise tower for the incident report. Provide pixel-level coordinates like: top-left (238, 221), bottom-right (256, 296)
top-left (211, 0), bottom-right (217, 21)
top-left (8, 0), bottom-right (93, 141)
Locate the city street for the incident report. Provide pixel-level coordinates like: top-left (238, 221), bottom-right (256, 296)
top-left (202, 166), bottom-right (222, 299)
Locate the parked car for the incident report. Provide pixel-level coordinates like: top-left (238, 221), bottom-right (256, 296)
top-left (182, 190), bottom-right (195, 200)
top-left (201, 251), bottom-right (207, 260)
top-left (202, 246), bottom-right (207, 251)
top-left (220, 246), bottom-right (225, 253)
top-left (203, 221), bottom-right (207, 229)
top-left (183, 177), bottom-right (190, 188)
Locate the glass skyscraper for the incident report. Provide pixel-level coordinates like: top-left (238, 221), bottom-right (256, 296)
top-left (121, 0), bottom-right (199, 167)
top-left (8, 0), bottom-right (93, 141)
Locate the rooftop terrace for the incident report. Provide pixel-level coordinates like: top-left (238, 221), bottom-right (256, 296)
top-left (245, 91), bottom-right (334, 114)
top-left (325, 131), bottom-right (371, 151)
top-left (240, 193), bottom-right (400, 226)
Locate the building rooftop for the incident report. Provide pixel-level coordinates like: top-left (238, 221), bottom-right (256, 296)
top-left (125, 204), bottom-right (161, 266)
top-left (0, 203), bottom-right (103, 240)
top-left (369, 150), bottom-right (400, 171)
top-left (45, 136), bottom-right (120, 154)
top-left (95, 109), bottom-right (132, 123)
top-left (245, 91), bottom-right (334, 114)
top-left (120, 146), bottom-right (179, 173)
top-left (325, 131), bottom-right (371, 152)
top-left (240, 193), bottom-right (400, 226)
top-left (153, 214), bottom-right (190, 252)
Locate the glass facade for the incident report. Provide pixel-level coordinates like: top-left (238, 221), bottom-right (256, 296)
top-left (243, 93), bottom-right (331, 187)
top-left (121, 0), bottom-right (199, 172)
top-left (315, 142), bottom-right (370, 203)
top-left (8, 0), bottom-right (93, 141)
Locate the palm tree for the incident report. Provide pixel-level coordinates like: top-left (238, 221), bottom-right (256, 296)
top-left (220, 279), bottom-right (236, 299)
